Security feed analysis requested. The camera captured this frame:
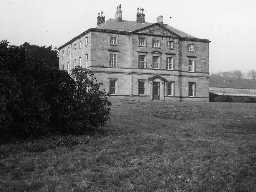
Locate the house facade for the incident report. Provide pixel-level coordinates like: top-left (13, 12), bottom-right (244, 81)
top-left (59, 5), bottom-right (210, 101)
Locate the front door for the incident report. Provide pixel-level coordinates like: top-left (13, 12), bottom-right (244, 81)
top-left (152, 82), bottom-right (160, 100)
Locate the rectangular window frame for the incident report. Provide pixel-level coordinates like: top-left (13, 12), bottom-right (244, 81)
top-left (166, 57), bottom-right (174, 70)
top-left (188, 44), bottom-right (195, 52)
top-left (167, 41), bottom-right (174, 49)
top-left (188, 59), bottom-right (195, 72)
top-left (109, 79), bottom-right (117, 95)
top-left (152, 39), bottom-right (161, 48)
top-left (167, 81), bottom-right (175, 96)
top-left (138, 55), bottom-right (146, 69)
top-left (152, 55), bottom-right (160, 69)
top-left (188, 82), bottom-right (196, 97)
top-left (85, 36), bottom-right (89, 46)
top-left (138, 37), bottom-right (146, 47)
top-left (110, 36), bottom-right (117, 46)
top-left (138, 79), bottom-right (145, 95)
top-left (109, 53), bottom-right (117, 68)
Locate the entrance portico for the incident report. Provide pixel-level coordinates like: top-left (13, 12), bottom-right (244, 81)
top-left (148, 75), bottom-right (167, 100)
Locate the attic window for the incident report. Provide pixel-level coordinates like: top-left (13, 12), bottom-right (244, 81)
top-left (188, 44), bottom-right (195, 52)
top-left (138, 37), bottom-right (146, 47)
top-left (167, 41), bottom-right (174, 49)
top-left (152, 39), bottom-right (160, 48)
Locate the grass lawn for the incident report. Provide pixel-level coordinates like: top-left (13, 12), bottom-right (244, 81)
top-left (1, 100), bottom-right (256, 192)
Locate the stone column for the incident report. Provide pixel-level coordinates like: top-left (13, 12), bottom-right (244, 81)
top-left (160, 81), bottom-right (165, 100)
top-left (149, 81), bottom-right (153, 100)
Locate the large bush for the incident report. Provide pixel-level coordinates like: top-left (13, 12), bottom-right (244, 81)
top-left (0, 41), bottom-right (111, 141)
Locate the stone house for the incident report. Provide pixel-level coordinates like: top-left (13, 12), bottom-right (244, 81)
top-left (59, 5), bottom-right (210, 101)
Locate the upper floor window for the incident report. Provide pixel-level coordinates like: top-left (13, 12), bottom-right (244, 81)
top-left (85, 37), bottom-right (88, 46)
top-left (110, 36), bottom-right (117, 45)
top-left (138, 55), bottom-right (146, 69)
top-left (79, 41), bottom-right (82, 49)
top-left (167, 41), bottom-right (174, 49)
top-left (167, 82), bottom-right (175, 96)
top-left (188, 59), bottom-right (195, 72)
top-left (188, 44), bottom-right (195, 52)
top-left (152, 56), bottom-right (160, 69)
top-left (109, 53), bottom-right (117, 67)
top-left (138, 80), bottom-right (145, 95)
top-left (166, 57), bottom-right (174, 70)
top-left (188, 82), bottom-right (196, 97)
top-left (152, 39), bottom-right (160, 48)
top-left (109, 79), bottom-right (116, 94)
top-left (138, 37), bottom-right (146, 47)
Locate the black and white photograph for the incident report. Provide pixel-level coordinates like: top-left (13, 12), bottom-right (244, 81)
top-left (1, 0), bottom-right (256, 191)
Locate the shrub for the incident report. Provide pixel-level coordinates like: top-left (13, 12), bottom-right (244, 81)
top-left (0, 41), bottom-right (111, 141)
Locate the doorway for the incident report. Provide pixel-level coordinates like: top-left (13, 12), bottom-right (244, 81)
top-left (152, 82), bottom-right (160, 100)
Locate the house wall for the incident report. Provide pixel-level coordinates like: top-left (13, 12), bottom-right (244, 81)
top-left (59, 27), bottom-right (209, 102)
top-left (59, 33), bottom-right (92, 72)
top-left (90, 32), bottom-right (131, 68)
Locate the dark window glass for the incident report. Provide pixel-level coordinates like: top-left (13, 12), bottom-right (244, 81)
top-left (109, 79), bottom-right (116, 94)
top-left (138, 55), bottom-right (146, 69)
top-left (138, 80), bottom-right (145, 94)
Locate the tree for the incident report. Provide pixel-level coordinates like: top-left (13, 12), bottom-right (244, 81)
top-left (69, 66), bottom-right (111, 133)
top-left (247, 70), bottom-right (256, 80)
top-left (0, 40), bottom-right (111, 140)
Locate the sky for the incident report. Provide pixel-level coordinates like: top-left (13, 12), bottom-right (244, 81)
top-left (1, 0), bottom-right (256, 73)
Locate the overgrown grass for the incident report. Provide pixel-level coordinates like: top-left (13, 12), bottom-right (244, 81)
top-left (1, 100), bottom-right (256, 191)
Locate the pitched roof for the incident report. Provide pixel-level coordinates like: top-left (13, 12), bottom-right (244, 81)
top-left (97, 19), bottom-right (196, 38)
top-left (59, 19), bottom-right (210, 49)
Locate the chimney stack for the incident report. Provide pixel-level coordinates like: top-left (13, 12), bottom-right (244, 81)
top-left (115, 4), bottom-right (122, 21)
top-left (136, 8), bottom-right (145, 23)
top-left (156, 15), bottom-right (163, 24)
top-left (97, 11), bottom-right (105, 26)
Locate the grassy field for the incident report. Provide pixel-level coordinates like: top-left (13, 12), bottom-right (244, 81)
top-left (1, 100), bottom-right (256, 192)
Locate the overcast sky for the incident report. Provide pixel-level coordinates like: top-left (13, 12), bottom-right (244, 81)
top-left (1, 0), bottom-right (256, 73)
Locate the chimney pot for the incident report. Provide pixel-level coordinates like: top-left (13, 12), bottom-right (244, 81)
top-left (136, 7), bottom-right (146, 23)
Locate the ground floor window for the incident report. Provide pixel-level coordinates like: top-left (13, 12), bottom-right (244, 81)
top-left (138, 80), bottom-right (145, 94)
top-left (188, 82), bottom-right (196, 97)
top-left (167, 81), bottom-right (175, 96)
top-left (109, 79), bottom-right (116, 94)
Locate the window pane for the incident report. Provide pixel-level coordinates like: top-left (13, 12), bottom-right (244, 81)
top-left (167, 82), bottom-right (174, 96)
top-left (188, 82), bottom-right (196, 96)
top-left (138, 80), bottom-right (145, 94)
top-left (138, 55), bottom-right (145, 69)
top-left (152, 56), bottom-right (160, 68)
top-left (139, 37), bottom-right (146, 46)
top-left (109, 80), bottom-right (116, 94)
top-left (109, 53), bottom-right (117, 67)
top-left (166, 57), bottom-right (173, 70)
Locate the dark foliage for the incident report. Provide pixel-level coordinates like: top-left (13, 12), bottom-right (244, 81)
top-left (0, 41), bottom-right (111, 142)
